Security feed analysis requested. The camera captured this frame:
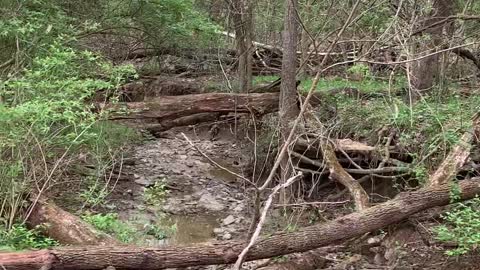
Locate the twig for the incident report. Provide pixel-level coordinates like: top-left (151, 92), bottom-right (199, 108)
top-left (337, 147), bottom-right (363, 170)
top-left (274, 200), bottom-right (350, 207)
top-left (233, 173), bottom-right (303, 270)
top-left (181, 133), bottom-right (256, 187)
top-left (345, 166), bottom-right (410, 175)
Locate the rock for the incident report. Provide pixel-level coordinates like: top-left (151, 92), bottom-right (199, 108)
top-left (198, 193), bottom-right (225, 211)
top-left (134, 177), bottom-right (154, 187)
top-left (223, 215), bottom-right (235, 225)
top-left (133, 174), bottom-right (140, 179)
top-left (233, 204), bottom-right (244, 212)
top-left (213, 228), bottom-right (224, 235)
top-left (222, 233), bottom-right (232, 240)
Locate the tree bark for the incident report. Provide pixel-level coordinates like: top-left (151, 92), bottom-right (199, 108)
top-left (26, 198), bottom-right (119, 246)
top-left (230, 0), bottom-right (254, 92)
top-left (279, 0), bottom-right (301, 204)
top-left (3, 180), bottom-right (480, 270)
top-left (102, 92), bottom-right (280, 121)
top-left (407, 0), bottom-right (455, 99)
top-left (428, 114), bottom-right (480, 186)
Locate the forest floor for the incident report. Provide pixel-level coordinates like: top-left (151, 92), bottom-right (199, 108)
top-left (50, 72), bottom-right (480, 269)
top-left (101, 122), bottom-right (480, 270)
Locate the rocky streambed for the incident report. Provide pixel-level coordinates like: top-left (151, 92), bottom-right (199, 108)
top-left (110, 130), bottom-right (253, 246)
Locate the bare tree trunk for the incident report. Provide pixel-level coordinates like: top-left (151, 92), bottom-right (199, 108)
top-left (230, 0), bottom-right (254, 92)
top-left (299, 0), bottom-right (313, 78)
top-left (279, 0), bottom-right (301, 204)
top-left (408, 0), bottom-right (455, 100)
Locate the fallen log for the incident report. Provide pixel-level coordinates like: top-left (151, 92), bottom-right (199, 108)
top-left (2, 179), bottom-right (480, 270)
top-left (26, 198), bottom-right (119, 246)
top-left (102, 92), bottom-right (280, 122)
top-left (144, 113), bottom-right (221, 133)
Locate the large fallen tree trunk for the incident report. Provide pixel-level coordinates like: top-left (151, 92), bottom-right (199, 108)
top-left (2, 179), bottom-right (480, 270)
top-left (101, 92), bottom-right (280, 122)
top-left (26, 198), bottom-right (119, 246)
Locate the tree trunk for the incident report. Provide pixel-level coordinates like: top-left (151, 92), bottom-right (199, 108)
top-left (299, 0), bottom-right (313, 78)
top-left (407, 0), bottom-right (455, 100)
top-left (279, 0), bottom-right (301, 204)
top-left (2, 180), bottom-right (480, 270)
top-left (26, 198), bottom-right (119, 246)
top-left (230, 0), bottom-right (254, 92)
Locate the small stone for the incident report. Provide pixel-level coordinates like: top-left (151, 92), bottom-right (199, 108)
top-left (134, 177), bottom-right (154, 187)
top-left (223, 215), bottom-right (235, 225)
top-left (233, 204), bottom-right (244, 212)
top-left (133, 174), bottom-right (140, 179)
top-left (367, 236), bottom-right (381, 245)
top-left (222, 233), bottom-right (232, 240)
top-left (234, 217), bottom-right (243, 223)
top-left (198, 193), bottom-right (225, 211)
top-left (213, 228), bottom-right (224, 234)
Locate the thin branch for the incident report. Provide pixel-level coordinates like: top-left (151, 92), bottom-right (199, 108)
top-left (233, 173), bottom-right (303, 270)
top-left (274, 200), bottom-right (350, 207)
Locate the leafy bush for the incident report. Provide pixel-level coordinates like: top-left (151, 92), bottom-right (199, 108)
top-left (0, 224), bottom-right (58, 251)
top-left (82, 213), bottom-right (136, 243)
top-left (434, 197), bottom-right (480, 256)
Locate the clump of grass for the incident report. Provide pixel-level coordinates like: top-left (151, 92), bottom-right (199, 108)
top-left (253, 74), bottom-right (404, 94)
top-left (82, 213), bottom-right (137, 243)
top-left (253, 75), bottom-right (280, 86)
top-left (83, 212), bottom-right (177, 244)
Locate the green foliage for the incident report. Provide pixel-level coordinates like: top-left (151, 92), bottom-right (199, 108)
top-left (144, 180), bottom-right (169, 205)
top-left (144, 223), bottom-right (176, 240)
top-left (347, 64), bottom-right (372, 79)
top-left (0, 1), bottom-right (137, 232)
top-left (82, 213), bottom-right (136, 243)
top-left (434, 197), bottom-right (480, 256)
top-left (0, 224), bottom-right (58, 251)
top-left (80, 178), bottom-right (110, 208)
top-left (300, 76), bottom-right (395, 93)
top-left (253, 75), bottom-right (280, 86)
top-left (67, 0), bottom-right (221, 50)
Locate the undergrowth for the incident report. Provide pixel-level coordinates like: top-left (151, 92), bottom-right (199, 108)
top-left (434, 197), bottom-right (480, 256)
top-left (0, 1), bottom-right (138, 243)
top-left (82, 212), bottom-right (176, 244)
top-left (83, 213), bottom-right (137, 243)
top-left (0, 224), bottom-right (58, 251)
